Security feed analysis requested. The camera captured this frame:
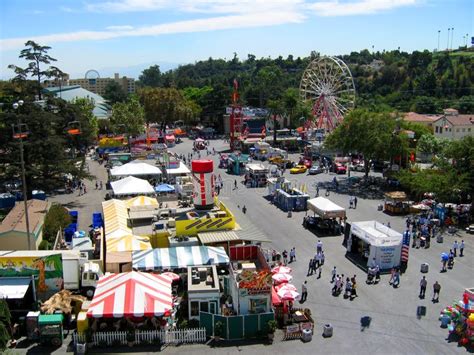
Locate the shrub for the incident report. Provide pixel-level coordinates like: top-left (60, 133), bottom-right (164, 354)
top-left (43, 203), bottom-right (71, 243)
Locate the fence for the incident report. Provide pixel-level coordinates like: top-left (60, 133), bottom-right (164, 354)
top-left (72, 328), bottom-right (206, 347)
top-left (200, 311), bottom-right (274, 340)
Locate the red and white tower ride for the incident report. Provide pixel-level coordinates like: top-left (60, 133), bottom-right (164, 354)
top-left (191, 160), bottom-right (215, 210)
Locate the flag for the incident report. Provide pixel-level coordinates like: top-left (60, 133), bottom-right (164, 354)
top-left (401, 230), bottom-right (410, 262)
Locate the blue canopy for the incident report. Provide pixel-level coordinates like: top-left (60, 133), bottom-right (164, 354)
top-left (132, 246), bottom-right (230, 270)
top-left (155, 184), bottom-right (175, 193)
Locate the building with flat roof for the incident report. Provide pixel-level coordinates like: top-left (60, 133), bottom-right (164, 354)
top-left (187, 265), bottom-right (220, 320)
top-left (0, 200), bottom-right (49, 250)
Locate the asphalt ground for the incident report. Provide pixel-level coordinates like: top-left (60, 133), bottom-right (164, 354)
top-left (25, 138), bottom-right (472, 355)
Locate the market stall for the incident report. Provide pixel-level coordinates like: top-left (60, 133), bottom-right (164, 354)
top-left (304, 197), bottom-right (345, 235)
top-left (132, 246), bottom-right (230, 271)
top-left (110, 161), bottom-right (162, 180)
top-left (346, 220), bottom-right (403, 270)
top-left (245, 163), bottom-right (268, 187)
top-left (111, 176), bottom-right (156, 197)
top-left (384, 191), bottom-right (411, 215)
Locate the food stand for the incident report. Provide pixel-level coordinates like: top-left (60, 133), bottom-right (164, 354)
top-left (384, 191), bottom-right (411, 215)
top-left (304, 197), bottom-right (346, 235)
top-left (346, 220), bottom-right (403, 270)
top-left (245, 163), bottom-right (269, 187)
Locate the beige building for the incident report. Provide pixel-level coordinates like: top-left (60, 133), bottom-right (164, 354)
top-left (45, 73), bottom-right (135, 96)
top-left (0, 200), bottom-right (50, 250)
top-left (433, 109), bottom-right (474, 140)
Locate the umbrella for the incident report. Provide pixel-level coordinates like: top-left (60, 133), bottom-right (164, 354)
top-left (277, 287), bottom-right (300, 301)
top-left (441, 253), bottom-right (449, 261)
top-left (162, 272), bottom-right (180, 282)
top-left (272, 273), bottom-right (293, 284)
top-left (155, 184), bottom-right (175, 193)
top-left (271, 265), bottom-right (292, 274)
top-left (276, 283), bottom-right (297, 292)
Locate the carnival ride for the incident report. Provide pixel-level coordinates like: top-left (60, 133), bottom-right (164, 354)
top-left (299, 56), bottom-right (356, 132)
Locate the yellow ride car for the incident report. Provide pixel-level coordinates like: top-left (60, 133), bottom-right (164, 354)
top-left (290, 165), bottom-right (307, 174)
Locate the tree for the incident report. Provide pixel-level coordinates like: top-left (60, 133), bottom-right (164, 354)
top-left (8, 40), bottom-right (57, 100)
top-left (103, 81), bottom-right (127, 104)
top-left (139, 65), bottom-right (162, 87)
top-left (110, 96), bottom-right (145, 136)
top-left (43, 203), bottom-right (71, 243)
top-left (325, 109), bottom-right (406, 176)
top-left (0, 299), bottom-right (11, 351)
top-left (139, 87), bottom-right (198, 125)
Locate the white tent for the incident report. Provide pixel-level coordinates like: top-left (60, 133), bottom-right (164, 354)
top-left (350, 220), bottom-right (403, 270)
top-left (166, 162), bottom-right (191, 175)
top-left (110, 161), bottom-right (162, 177)
top-left (307, 197), bottom-right (346, 219)
top-left (111, 176), bottom-right (155, 196)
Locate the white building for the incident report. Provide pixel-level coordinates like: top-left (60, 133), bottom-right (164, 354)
top-left (433, 109), bottom-right (474, 140)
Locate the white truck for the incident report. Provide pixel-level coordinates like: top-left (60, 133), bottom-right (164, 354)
top-left (62, 251), bottom-right (102, 297)
top-left (175, 175), bottom-right (194, 199)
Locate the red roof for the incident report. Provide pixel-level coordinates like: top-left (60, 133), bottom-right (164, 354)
top-left (87, 271), bottom-right (173, 318)
top-left (403, 112), bottom-right (440, 123)
top-left (443, 115), bottom-right (474, 126)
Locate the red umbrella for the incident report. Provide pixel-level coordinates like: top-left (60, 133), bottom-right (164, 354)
top-left (276, 283), bottom-right (297, 292)
top-left (272, 287), bottom-right (282, 306)
top-left (271, 265), bottom-right (292, 274)
top-left (272, 273), bottom-right (293, 284)
top-left (277, 288), bottom-right (300, 301)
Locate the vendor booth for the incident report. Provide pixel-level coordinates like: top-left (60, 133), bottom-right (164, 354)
top-left (347, 220), bottom-right (403, 270)
top-left (384, 191), bottom-right (411, 215)
top-left (132, 246), bottom-right (230, 271)
top-left (304, 197), bottom-right (345, 235)
top-left (274, 188), bottom-right (310, 212)
top-left (267, 177), bottom-right (291, 196)
top-left (227, 154), bottom-right (250, 175)
top-left (245, 163), bottom-right (268, 187)
top-left (111, 176), bottom-right (156, 197)
top-left (110, 161), bottom-right (162, 180)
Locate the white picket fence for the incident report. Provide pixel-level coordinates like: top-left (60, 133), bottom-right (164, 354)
top-left (73, 328), bottom-right (206, 347)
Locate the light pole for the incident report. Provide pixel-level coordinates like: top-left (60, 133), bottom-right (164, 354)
top-left (12, 100), bottom-right (32, 250)
top-left (447, 28), bottom-right (450, 50)
top-left (437, 30), bottom-right (441, 51)
top-left (451, 28), bottom-right (455, 50)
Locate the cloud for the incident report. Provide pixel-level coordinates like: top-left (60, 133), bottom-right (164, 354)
top-left (60, 6), bottom-right (74, 12)
top-left (0, 11), bottom-right (305, 51)
top-left (308, 0), bottom-right (419, 17)
top-left (106, 25), bottom-right (135, 30)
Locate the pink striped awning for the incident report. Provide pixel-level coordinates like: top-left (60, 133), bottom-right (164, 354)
top-left (87, 271), bottom-right (173, 318)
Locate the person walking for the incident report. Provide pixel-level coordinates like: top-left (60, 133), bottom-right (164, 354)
top-left (317, 240), bottom-right (323, 253)
top-left (311, 257), bottom-right (318, 275)
top-left (301, 281), bottom-right (308, 302)
top-left (349, 196), bottom-right (353, 209)
top-left (331, 266), bottom-right (337, 283)
top-left (100, 181), bottom-right (103, 190)
top-left (95, 181), bottom-right (98, 189)
top-left (432, 281), bottom-right (441, 302)
top-left (316, 185), bottom-right (319, 197)
top-left (320, 251), bottom-right (325, 265)
top-left (351, 275), bottom-right (358, 298)
top-left (354, 196), bottom-right (358, 209)
top-left (460, 240), bottom-right (465, 257)
top-left (282, 250), bottom-right (288, 265)
top-left (419, 276), bottom-right (427, 298)
top-left (392, 269), bottom-right (400, 288)
top-left (318, 265), bottom-right (322, 279)
top-left (453, 240), bottom-right (458, 257)
top-left (289, 248), bottom-right (295, 263)
top-left (234, 179), bottom-right (238, 189)
top-left (307, 258), bottom-right (314, 276)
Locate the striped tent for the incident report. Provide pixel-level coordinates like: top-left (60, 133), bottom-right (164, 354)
top-left (132, 246), bottom-right (230, 271)
top-left (102, 199), bottom-right (132, 239)
top-left (126, 195), bottom-right (158, 208)
top-left (87, 271), bottom-right (173, 318)
top-left (107, 235), bottom-right (152, 252)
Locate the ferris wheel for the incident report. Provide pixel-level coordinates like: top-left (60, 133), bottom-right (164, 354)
top-left (299, 56), bottom-right (356, 132)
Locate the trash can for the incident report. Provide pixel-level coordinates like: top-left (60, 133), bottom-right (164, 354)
top-left (420, 263), bottom-right (429, 273)
top-left (301, 328), bottom-right (312, 342)
top-left (437, 234), bottom-right (443, 243)
top-left (377, 204), bottom-right (383, 211)
top-left (323, 324), bottom-right (333, 337)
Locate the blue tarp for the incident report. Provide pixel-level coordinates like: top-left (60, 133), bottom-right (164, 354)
top-left (155, 184), bottom-right (175, 193)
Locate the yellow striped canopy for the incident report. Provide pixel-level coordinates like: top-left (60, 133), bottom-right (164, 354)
top-left (126, 196), bottom-right (158, 208)
top-left (107, 235), bottom-right (152, 252)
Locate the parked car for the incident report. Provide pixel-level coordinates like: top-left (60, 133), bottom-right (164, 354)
top-left (290, 165), bottom-right (307, 174)
top-left (333, 163), bottom-right (347, 174)
top-left (350, 163), bottom-right (365, 172)
top-left (308, 165), bottom-right (324, 175)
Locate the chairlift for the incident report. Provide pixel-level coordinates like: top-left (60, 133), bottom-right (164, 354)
top-left (11, 123), bottom-right (29, 139)
top-left (66, 121), bottom-right (82, 135)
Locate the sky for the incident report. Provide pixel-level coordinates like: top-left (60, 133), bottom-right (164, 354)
top-left (0, 0), bottom-right (473, 79)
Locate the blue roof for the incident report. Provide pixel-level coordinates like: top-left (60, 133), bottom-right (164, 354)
top-left (43, 85), bottom-right (110, 119)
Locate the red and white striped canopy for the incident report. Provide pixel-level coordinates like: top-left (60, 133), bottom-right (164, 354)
top-left (87, 271), bottom-right (173, 318)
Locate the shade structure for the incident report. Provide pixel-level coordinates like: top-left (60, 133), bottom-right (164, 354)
top-left (155, 184), bottom-right (175, 193)
top-left (166, 162), bottom-right (191, 175)
top-left (111, 176), bottom-right (155, 196)
top-left (102, 199), bottom-right (132, 239)
top-left (307, 197), bottom-right (346, 219)
top-left (271, 265), bottom-right (292, 274)
top-left (126, 196), bottom-right (158, 208)
top-left (162, 272), bottom-right (180, 282)
top-left (272, 273), bottom-right (293, 284)
top-left (107, 235), bottom-right (152, 252)
top-left (272, 287), bottom-right (282, 306)
top-left (87, 271), bottom-right (173, 318)
top-left (133, 246), bottom-right (230, 271)
top-left (110, 161), bottom-right (162, 177)
top-left (277, 286), bottom-right (300, 301)
top-left (276, 283), bottom-right (297, 292)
